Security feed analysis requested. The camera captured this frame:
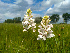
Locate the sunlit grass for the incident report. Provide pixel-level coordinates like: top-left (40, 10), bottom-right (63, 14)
top-left (0, 23), bottom-right (70, 53)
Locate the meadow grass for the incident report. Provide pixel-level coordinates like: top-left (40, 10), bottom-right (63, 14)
top-left (0, 23), bottom-right (70, 53)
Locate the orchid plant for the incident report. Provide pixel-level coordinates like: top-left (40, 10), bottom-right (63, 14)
top-left (22, 8), bottom-right (36, 32)
top-left (22, 8), bottom-right (55, 40)
top-left (37, 15), bottom-right (55, 40)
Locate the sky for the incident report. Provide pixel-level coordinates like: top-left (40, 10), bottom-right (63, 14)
top-left (0, 0), bottom-right (70, 23)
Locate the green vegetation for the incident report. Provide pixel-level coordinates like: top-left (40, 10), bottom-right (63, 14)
top-left (62, 13), bottom-right (70, 23)
top-left (35, 17), bottom-right (42, 24)
top-left (4, 17), bottom-right (21, 23)
top-left (50, 14), bottom-right (60, 23)
top-left (0, 23), bottom-right (70, 53)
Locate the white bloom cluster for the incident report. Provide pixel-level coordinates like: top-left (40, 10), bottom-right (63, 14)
top-left (37, 15), bottom-right (55, 40)
top-left (22, 8), bottom-right (36, 32)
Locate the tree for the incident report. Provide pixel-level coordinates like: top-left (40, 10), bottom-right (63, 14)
top-left (50, 14), bottom-right (60, 23)
top-left (17, 17), bottom-right (21, 21)
top-left (13, 17), bottom-right (21, 23)
top-left (35, 17), bottom-right (42, 24)
top-left (5, 20), bottom-right (7, 23)
top-left (5, 19), bottom-right (13, 23)
top-left (4, 17), bottom-right (21, 23)
top-left (13, 17), bottom-right (17, 23)
top-left (62, 13), bottom-right (70, 23)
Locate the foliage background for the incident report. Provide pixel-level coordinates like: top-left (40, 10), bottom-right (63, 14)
top-left (0, 23), bottom-right (70, 53)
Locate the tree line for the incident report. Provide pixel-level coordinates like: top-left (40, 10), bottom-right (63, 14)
top-left (4, 17), bottom-right (21, 23)
top-left (4, 13), bottom-right (70, 24)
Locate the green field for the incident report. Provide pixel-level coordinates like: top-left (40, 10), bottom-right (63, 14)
top-left (0, 23), bottom-right (70, 53)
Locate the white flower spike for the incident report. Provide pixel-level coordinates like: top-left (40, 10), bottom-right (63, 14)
top-left (22, 8), bottom-right (36, 32)
top-left (37, 15), bottom-right (55, 40)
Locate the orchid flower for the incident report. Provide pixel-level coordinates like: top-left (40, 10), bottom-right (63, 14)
top-left (22, 8), bottom-right (36, 32)
top-left (37, 15), bottom-right (55, 40)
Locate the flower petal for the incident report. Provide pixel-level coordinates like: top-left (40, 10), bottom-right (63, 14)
top-left (38, 25), bottom-right (42, 28)
top-left (33, 29), bottom-right (35, 32)
top-left (23, 29), bottom-right (27, 32)
top-left (34, 26), bottom-right (36, 28)
top-left (32, 23), bottom-right (36, 26)
top-left (38, 35), bottom-right (43, 38)
top-left (42, 36), bottom-right (46, 40)
top-left (47, 34), bottom-right (55, 38)
top-left (37, 38), bottom-right (41, 40)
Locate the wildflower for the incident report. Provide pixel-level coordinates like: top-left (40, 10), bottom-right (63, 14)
top-left (58, 34), bottom-right (60, 36)
top-left (22, 8), bottom-right (36, 32)
top-left (37, 15), bottom-right (55, 40)
top-left (63, 27), bottom-right (64, 29)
